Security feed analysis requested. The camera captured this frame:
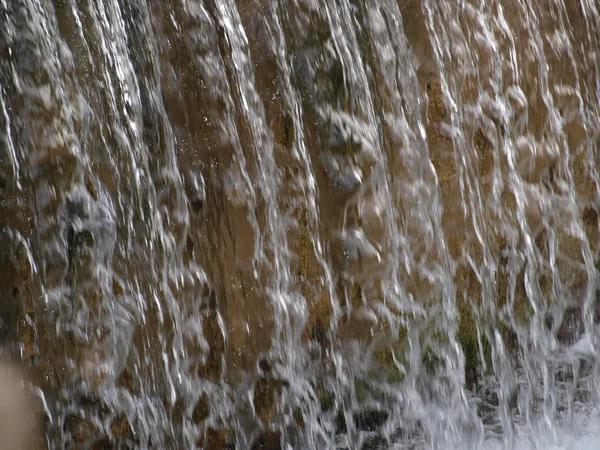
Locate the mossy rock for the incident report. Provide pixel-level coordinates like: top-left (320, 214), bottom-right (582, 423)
top-left (334, 409), bottom-right (347, 435)
top-left (456, 302), bottom-right (492, 384)
top-left (292, 407), bottom-right (305, 427)
top-left (421, 348), bottom-right (444, 375)
top-left (372, 330), bottom-right (409, 384)
top-left (353, 409), bottom-right (389, 432)
top-left (454, 263), bottom-right (497, 383)
top-left (316, 384), bottom-right (335, 412)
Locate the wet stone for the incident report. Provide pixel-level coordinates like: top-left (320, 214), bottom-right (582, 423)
top-left (64, 414), bottom-right (98, 443)
top-left (426, 79), bottom-right (447, 123)
top-left (310, 320), bottom-right (329, 348)
top-left (555, 364), bottom-right (575, 383)
top-left (327, 59), bottom-right (345, 100)
top-left (111, 414), bottom-right (133, 441)
top-left (430, 154), bottom-right (456, 183)
top-left (197, 428), bottom-right (235, 450)
top-left (293, 407), bottom-right (305, 427)
top-left (84, 169), bottom-right (99, 201)
top-left (328, 121), bottom-right (347, 150)
top-left (361, 435), bottom-right (388, 450)
top-left (335, 167), bottom-right (363, 191)
top-left (317, 385), bottom-right (335, 412)
top-left (320, 152), bottom-right (363, 192)
top-left (582, 206), bottom-right (598, 226)
top-left (326, 122), bottom-right (364, 155)
top-left (202, 285), bottom-right (218, 311)
top-left (90, 438), bottom-right (113, 450)
top-left (197, 310), bottom-right (225, 379)
top-left (254, 377), bottom-right (287, 422)
top-left (112, 278), bottom-right (124, 297)
top-left (22, 313), bottom-right (37, 360)
top-left (477, 384), bottom-right (499, 407)
top-left (575, 388), bottom-right (591, 404)
top-left (272, 113), bottom-right (295, 149)
top-left (31, 144), bottom-right (79, 186)
top-left (116, 368), bottom-right (139, 395)
top-left (474, 128), bottom-right (494, 177)
top-left (250, 431), bottom-right (281, 450)
top-left (465, 365), bottom-right (478, 392)
top-left (556, 307), bottom-right (583, 345)
top-left (334, 410), bottom-right (347, 435)
top-left (192, 392), bottom-right (210, 424)
top-left (0, 170), bottom-right (8, 193)
top-left (66, 226), bottom-right (95, 280)
top-left (68, 228), bottom-right (94, 250)
top-left (184, 235), bottom-right (195, 263)
top-left (39, 243), bottom-right (69, 288)
top-left (353, 409), bottom-right (389, 432)
top-left (477, 399), bottom-right (497, 417)
top-left (257, 357), bottom-right (271, 373)
top-left (185, 169), bottom-right (206, 213)
top-left (75, 392), bottom-right (112, 419)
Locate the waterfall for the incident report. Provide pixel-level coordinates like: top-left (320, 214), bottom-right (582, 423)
top-left (1, 0), bottom-right (600, 448)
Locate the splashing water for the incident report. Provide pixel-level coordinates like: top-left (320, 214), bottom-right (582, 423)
top-left (1, 0), bottom-right (600, 448)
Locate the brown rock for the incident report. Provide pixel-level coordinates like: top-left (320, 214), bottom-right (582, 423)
top-left (192, 392), bottom-right (210, 424)
top-left (65, 414), bottom-right (98, 443)
top-left (272, 113), bottom-right (295, 149)
top-left (111, 414), bottom-right (133, 440)
top-left (431, 153), bottom-right (456, 183)
top-left (474, 128), bottom-right (494, 177)
top-left (254, 378), bottom-right (287, 423)
top-left (250, 431), bottom-right (281, 450)
top-left (84, 169), bottom-right (99, 201)
top-left (197, 428), bottom-right (235, 450)
top-left (426, 79), bottom-right (447, 123)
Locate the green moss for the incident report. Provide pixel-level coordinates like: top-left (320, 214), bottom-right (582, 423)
top-left (457, 301), bottom-right (491, 372)
top-left (372, 328), bottom-right (409, 383)
top-left (457, 304), bottom-right (478, 366)
top-left (513, 294), bottom-right (534, 326)
top-left (354, 378), bottom-right (372, 403)
top-left (381, 363), bottom-right (404, 384)
top-left (334, 409), bottom-right (347, 434)
top-left (317, 385), bottom-right (335, 412)
top-left (372, 350), bottom-right (405, 384)
top-left (421, 348), bottom-right (443, 374)
top-left (293, 407), bottom-right (305, 426)
top-left (353, 409), bottom-right (389, 432)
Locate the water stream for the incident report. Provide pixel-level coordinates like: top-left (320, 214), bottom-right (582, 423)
top-left (1, 0), bottom-right (600, 448)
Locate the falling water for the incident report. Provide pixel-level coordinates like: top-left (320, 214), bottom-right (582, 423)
top-left (1, 0), bottom-right (600, 448)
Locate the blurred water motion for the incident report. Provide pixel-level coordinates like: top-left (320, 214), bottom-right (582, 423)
top-left (1, 0), bottom-right (600, 448)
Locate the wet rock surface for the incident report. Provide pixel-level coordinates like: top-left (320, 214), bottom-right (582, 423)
top-left (0, 0), bottom-right (599, 448)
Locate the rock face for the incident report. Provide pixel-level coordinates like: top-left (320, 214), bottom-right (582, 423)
top-left (0, 0), bottom-right (599, 448)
